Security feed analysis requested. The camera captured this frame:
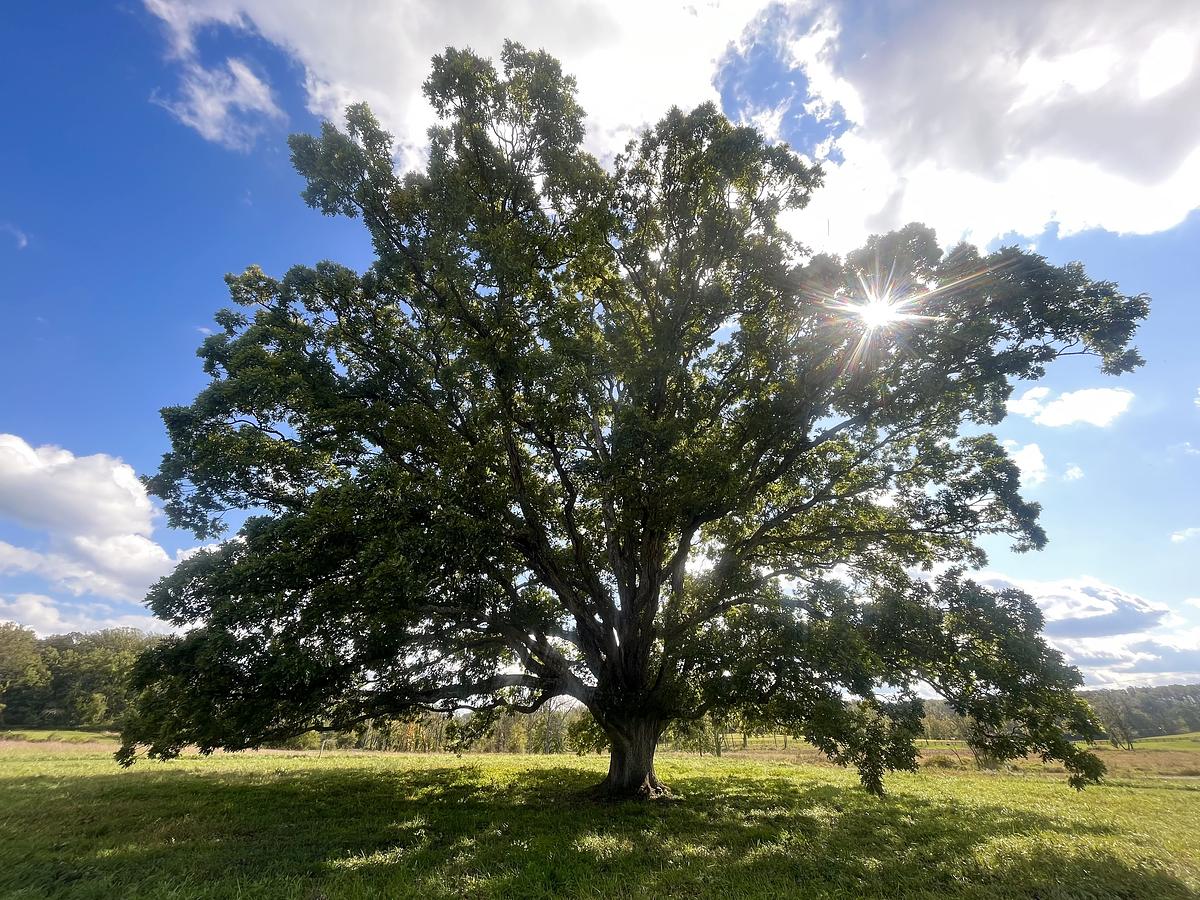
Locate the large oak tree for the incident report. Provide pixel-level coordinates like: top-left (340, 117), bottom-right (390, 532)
top-left (119, 43), bottom-right (1147, 798)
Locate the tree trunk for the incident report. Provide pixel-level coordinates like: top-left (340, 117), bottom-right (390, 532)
top-left (596, 719), bottom-right (667, 799)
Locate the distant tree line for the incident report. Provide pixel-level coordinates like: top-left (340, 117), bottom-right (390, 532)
top-left (1080, 684), bottom-right (1200, 748)
top-left (0, 624), bottom-right (161, 728)
top-left (3, 623), bottom-right (1197, 753)
top-left (269, 706), bottom-right (768, 757)
top-left (922, 684), bottom-right (1200, 748)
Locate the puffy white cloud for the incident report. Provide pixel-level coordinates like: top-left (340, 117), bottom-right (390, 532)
top-left (1054, 633), bottom-right (1200, 684)
top-left (0, 434), bottom-right (155, 538)
top-left (780, 1), bottom-right (1200, 251)
top-left (0, 593), bottom-right (172, 637)
top-left (144, 0), bottom-right (775, 166)
top-left (0, 537), bottom-right (193, 604)
top-left (1137, 31), bottom-right (1195, 100)
top-left (981, 573), bottom-right (1198, 686)
top-left (1001, 439), bottom-right (1046, 486)
top-left (1064, 464), bottom-right (1085, 481)
top-left (1119, 637), bottom-right (1200, 676)
top-left (1005, 386), bottom-right (1133, 427)
top-left (982, 573), bottom-right (1168, 639)
top-left (1186, 598), bottom-right (1200, 609)
top-left (1170, 526), bottom-right (1200, 544)
top-left (1006, 386), bottom-right (1051, 418)
top-left (0, 434), bottom-right (193, 604)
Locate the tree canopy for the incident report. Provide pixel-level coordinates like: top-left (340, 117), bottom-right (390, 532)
top-left (119, 42), bottom-right (1148, 797)
top-left (0, 623), bottom-right (47, 717)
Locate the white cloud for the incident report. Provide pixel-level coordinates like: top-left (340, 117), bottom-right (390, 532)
top-left (981, 573), bottom-right (1198, 687)
top-left (142, 2), bottom-right (1200, 252)
top-left (1006, 386), bottom-right (1051, 418)
top-left (0, 593), bottom-right (173, 637)
top-left (1055, 632), bottom-right (1200, 686)
top-left (154, 58), bottom-right (285, 150)
top-left (1195, 387), bottom-right (1200, 409)
top-left (982, 573), bottom-right (1168, 639)
top-left (144, 0), bottom-right (775, 165)
top-left (0, 536), bottom-right (194, 604)
top-left (1185, 598), bottom-right (1200, 609)
top-left (1006, 386), bottom-right (1134, 427)
top-left (1139, 31), bottom-right (1195, 100)
top-left (1170, 526), bottom-right (1200, 544)
top-left (744, 99), bottom-right (792, 144)
top-left (1001, 439), bottom-right (1047, 486)
top-left (799, 2), bottom-right (1200, 251)
top-left (0, 434), bottom-right (193, 604)
top-left (0, 222), bottom-right (28, 250)
top-left (1064, 464), bottom-right (1085, 481)
top-left (0, 434), bottom-right (155, 538)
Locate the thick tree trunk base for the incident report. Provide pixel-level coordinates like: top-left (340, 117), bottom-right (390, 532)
top-left (590, 770), bottom-right (673, 801)
top-left (592, 720), bottom-right (671, 800)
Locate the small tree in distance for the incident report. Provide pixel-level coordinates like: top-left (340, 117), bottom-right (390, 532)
top-left (119, 42), bottom-right (1147, 798)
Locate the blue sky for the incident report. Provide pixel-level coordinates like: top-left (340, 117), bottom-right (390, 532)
top-left (0, 1), bottom-right (1197, 686)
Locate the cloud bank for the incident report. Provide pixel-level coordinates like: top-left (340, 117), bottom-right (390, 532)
top-left (142, 0), bottom-right (1200, 251)
top-left (0, 592), bottom-right (171, 637)
top-left (982, 573), bottom-right (1199, 686)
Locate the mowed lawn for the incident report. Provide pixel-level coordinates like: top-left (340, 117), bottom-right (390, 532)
top-left (1, 741), bottom-right (1198, 899)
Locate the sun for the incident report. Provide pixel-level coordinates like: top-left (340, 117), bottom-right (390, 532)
top-left (856, 292), bottom-right (905, 329)
top-left (823, 263), bottom-right (950, 344)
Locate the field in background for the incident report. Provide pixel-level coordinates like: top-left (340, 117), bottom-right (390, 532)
top-left (2, 740), bottom-right (1198, 899)
top-left (0, 729), bottom-right (121, 756)
top-left (5, 727), bottom-right (1200, 778)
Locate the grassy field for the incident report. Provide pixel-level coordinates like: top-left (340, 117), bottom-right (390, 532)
top-left (0, 729), bottom-right (118, 744)
top-left (1137, 731), bottom-right (1200, 750)
top-left (1, 740), bottom-right (1198, 899)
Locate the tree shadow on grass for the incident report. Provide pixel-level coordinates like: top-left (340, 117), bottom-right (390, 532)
top-left (0, 759), bottom-right (1195, 899)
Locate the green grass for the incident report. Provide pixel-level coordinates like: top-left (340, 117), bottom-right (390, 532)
top-left (1137, 731), bottom-right (1200, 751)
top-left (1, 749), bottom-right (1198, 899)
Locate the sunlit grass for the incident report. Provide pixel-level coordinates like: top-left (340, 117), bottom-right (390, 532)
top-left (1, 747), bottom-right (1198, 898)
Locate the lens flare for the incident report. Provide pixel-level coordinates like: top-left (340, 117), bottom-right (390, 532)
top-left (856, 291), bottom-right (906, 329)
top-left (830, 266), bottom-right (922, 332)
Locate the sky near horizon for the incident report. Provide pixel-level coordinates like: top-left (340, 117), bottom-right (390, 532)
top-left (0, 1), bottom-right (1197, 688)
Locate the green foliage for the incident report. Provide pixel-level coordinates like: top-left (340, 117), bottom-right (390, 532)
top-left (122, 43), bottom-right (1148, 793)
top-left (263, 729), bottom-right (323, 751)
top-left (0, 622), bottom-right (47, 723)
top-left (3, 750), bottom-right (1200, 899)
top-left (566, 707), bottom-right (610, 755)
top-left (0, 627), bottom-right (160, 728)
